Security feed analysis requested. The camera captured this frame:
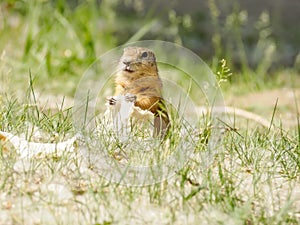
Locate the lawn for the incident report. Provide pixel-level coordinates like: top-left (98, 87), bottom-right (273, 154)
top-left (0, 1), bottom-right (299, 224)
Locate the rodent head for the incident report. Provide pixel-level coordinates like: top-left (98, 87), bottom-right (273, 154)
top-left (119, 46), bottom-right (158, 76)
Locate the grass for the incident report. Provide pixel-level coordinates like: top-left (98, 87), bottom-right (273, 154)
top-left (1, 1), bottom-right (300, 225)
top-left (2, 98), bottom-right (299, 224)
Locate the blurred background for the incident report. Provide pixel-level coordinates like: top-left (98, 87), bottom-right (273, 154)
top-left (0, 0), bottom-right (299, 96)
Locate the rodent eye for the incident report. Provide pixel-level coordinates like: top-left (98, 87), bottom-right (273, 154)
top-left (141, 52), bottom-right (148, 58)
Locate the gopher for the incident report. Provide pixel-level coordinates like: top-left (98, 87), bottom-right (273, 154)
top-left (113, 46), bottom-right (170, 136)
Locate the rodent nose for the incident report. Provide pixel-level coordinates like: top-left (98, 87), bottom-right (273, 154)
top-left (123, 60), bottom-right (131, 66)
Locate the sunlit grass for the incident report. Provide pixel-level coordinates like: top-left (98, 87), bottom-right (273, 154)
top-left (0, 1), bottom-right (299, 224)
top-left (1, 76), bottom-right (299, 224)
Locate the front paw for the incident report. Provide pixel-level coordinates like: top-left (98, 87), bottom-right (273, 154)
top-left (106, 96), bottom-right (117, 105)
top-left (125, 93), bottom-right (137, 103)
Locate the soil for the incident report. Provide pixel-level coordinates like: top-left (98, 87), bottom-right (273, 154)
top-left (226, 88), bottom-right (300, 128)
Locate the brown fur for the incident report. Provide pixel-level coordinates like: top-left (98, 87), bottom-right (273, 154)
top-left (115, 46), bottom-right (169, 136)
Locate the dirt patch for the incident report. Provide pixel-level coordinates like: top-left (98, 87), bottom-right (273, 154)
top-left (226, 88), bottom-right (300, 128)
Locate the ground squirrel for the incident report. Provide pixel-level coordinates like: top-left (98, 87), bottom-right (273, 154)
top-left (112, 46), bottom-right (170, 136)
